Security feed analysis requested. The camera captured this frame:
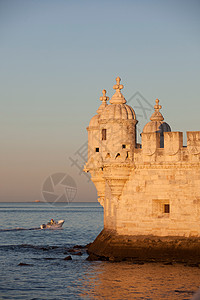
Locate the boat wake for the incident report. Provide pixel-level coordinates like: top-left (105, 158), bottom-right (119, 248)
top-left (0, 227), bottom-right (41, 232)
top-left (0, 226), bottom-right (64, 232)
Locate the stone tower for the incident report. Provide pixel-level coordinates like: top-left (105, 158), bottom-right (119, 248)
top-left (85, 77), bottom-right (138, 229)
top-left (85, 77), bottom-right (200, 263)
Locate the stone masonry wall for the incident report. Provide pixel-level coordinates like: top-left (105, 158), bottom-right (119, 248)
top-left (114, 164), bottom-right (200, 237)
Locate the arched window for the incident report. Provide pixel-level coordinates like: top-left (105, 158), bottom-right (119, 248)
top-left (102, 129), bottom-right (106, 140)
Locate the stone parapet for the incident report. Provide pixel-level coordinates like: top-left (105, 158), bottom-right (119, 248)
top-left (139, 131), bottom-right (200, 163)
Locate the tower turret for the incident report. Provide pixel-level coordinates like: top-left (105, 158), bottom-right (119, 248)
top-left (99, 77), bottom-right (137, 162)
top-left (84, 77), bottom-right (138, 229)
top-left (142, 99), bottom-right (171, 147)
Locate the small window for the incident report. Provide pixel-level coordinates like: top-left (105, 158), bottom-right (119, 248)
top-left (164, 204), bottom-right (170, 213)
top-left (102, 129), bottom-right (106, 140)
top-left (95, 148), bottom-right (99, 152)
top-left (152, 199), bottom-right (170, 218)
top-left (122, 144), bottom-right (126, 149)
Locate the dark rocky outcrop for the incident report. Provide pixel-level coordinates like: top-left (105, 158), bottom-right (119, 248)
top-left (73, 244), bottom-right (88, 249)
top-left (18, 262), bottom-right (33, 266)
top-left (63, 255), bottom-right (72, 260)
top-left (68, 249), bottom-right (83, 256)
top-left (87, 229), bottom-right (200, 264)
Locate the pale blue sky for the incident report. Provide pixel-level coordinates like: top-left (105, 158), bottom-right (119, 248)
top-left (1, 0), bottom-right (200, 202)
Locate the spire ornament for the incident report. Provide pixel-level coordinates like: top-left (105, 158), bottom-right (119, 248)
top-left (100, 89), bottom-right (109, 103)
top-left (113, 77), bottom-right (124, 92)
top-left (154, 99), bottom-right (162, 112)
top-left (150, 99), bottom-right (164, 121)
top-left (97, 89), bottom-right (109, 114)
top-left (110, 76), bottom-right (126, 104)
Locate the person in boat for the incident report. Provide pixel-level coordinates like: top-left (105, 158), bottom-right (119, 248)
top-left (50, 219), bottom-right (55, 225)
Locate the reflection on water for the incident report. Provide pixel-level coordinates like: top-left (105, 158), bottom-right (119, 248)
top-left (80, 262), bottom-right (200, 299)
top-left (1, 203), bottom-right (199, 299)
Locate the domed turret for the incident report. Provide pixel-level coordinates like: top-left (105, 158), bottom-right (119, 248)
top-left (84, 77), bottom-right (138, 208)
top-left (143, 99), bottom-right (171, 147)
top-left (98, 77), bottom-right (138, 202)
top-left (99, 77), bottom-right (138, 161)
top-left (100, 77), bottom-right (136, 121)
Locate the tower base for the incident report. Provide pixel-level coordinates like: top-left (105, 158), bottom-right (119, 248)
top-left (87, 229), bottom-right (200, 264)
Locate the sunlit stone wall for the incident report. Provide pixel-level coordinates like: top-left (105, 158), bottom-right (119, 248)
top-left (84, 77), bottom-right (200, 237)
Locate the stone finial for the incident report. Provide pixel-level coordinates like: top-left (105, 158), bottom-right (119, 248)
top-left (154, 99), bottom-right (162, 112)
top-left (100, 89), bottom-right (109, 103)
top-left (113, 77), bottom-right (124, 92)
top-left (150, 98), bottom-right (164, 121)
top-left (97, 89), bottom-right (109, 115)
top-left (110, 76), bottom-right (126, 104)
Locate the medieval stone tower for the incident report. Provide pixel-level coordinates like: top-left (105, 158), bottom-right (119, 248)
top-left (84, 77), bottom-right (200, 261)
top-left (85, 77), bottom-right (138, 229)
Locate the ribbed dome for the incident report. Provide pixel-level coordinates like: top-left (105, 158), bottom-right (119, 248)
top-left (100, 104), bottom-right (136, 120)
top-left (89, 114), bottom-right (99, 127)
top-left (143, 121), bottom-right (171, 134)
top-left (100, 77), bottom-right (136, 121)
top-left (142, 99), bottom-right (171, 135)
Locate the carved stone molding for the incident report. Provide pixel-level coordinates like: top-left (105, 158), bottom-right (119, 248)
top-left (187, 132), bottom-right (200, 155)
top-left (135, 163), bottom-right (200, 169)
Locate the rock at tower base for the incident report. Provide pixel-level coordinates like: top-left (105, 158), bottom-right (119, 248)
top-left (87, 229), bottom-right (200, 264)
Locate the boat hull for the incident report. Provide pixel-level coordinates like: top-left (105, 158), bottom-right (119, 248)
top-left (40, 220), bottom-right (64, 229)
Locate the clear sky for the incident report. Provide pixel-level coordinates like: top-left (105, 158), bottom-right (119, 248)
top-left (1, 0), bottom-right (200, 202)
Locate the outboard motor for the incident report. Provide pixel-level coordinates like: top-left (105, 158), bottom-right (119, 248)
top-left (40, 224), bottom-right (46, 229)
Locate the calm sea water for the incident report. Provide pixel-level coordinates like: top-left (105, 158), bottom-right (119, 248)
top-left (0, 202), bottom-right (199, 300)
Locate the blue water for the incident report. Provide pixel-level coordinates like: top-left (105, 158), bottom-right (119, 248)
top-left (0, 202), bottom-right (200, 300)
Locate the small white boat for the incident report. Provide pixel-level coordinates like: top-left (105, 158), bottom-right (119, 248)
top-left (40, 220), bottom-right (64, 229)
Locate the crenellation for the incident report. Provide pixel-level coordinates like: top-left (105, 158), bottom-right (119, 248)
top-left (164, 131), bottom-right (183, 152)
top-left (141, 132), bottom-right (160, 156)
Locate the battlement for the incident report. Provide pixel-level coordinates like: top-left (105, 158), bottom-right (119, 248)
top-left (187, 131), bottom-right (200, 155)
top-left (139, 131), bottom-right (200, 162)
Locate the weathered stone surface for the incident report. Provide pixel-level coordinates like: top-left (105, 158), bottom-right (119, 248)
top-left (88, 229), bottom-right (200, 264)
